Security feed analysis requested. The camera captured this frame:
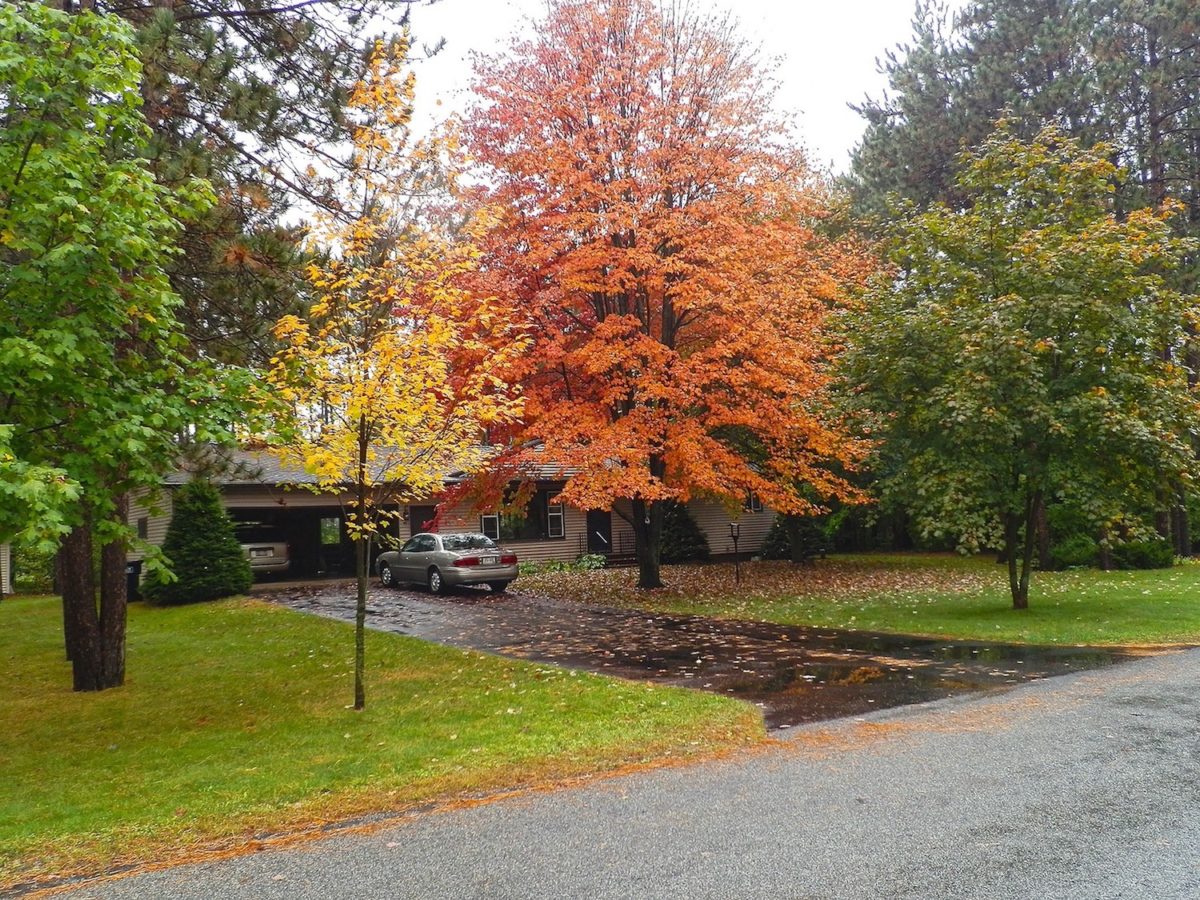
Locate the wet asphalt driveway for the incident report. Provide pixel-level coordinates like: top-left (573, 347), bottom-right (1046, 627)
top-left (270, 583), bottom-right (1137, 729)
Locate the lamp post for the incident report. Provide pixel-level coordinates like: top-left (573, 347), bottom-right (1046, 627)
top-left (729, 522), bottom-right (741, 585)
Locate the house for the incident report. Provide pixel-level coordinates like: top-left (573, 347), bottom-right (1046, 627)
top-left (128, 449), bottom-right (776, 578)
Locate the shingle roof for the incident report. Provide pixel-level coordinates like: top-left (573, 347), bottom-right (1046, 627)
top-left (165, 449), bottom-right (317, 486)
top-left (166, 445), bottom-right (577, 487)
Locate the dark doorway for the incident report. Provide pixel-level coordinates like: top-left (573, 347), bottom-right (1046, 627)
top-left (586, 510), bottom-right (612, 555)
top-left (409, 505), bottom-right (438, 536)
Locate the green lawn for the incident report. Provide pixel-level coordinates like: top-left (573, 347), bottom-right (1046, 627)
top-left (520, 554), bottom-right (1200, 645)
top-left (0, 596), bottom-right (762, 889)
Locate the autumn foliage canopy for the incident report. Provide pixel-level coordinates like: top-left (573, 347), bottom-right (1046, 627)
top-left (466, 0), bottom-right (869, 584)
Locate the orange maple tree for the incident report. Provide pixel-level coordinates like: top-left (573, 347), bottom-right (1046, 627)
top-left (466, 0), bottom-right (870, 588)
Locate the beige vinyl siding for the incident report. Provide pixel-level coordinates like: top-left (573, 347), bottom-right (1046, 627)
top-left (687, 498), bottom-right (774, 556)
top-left (613, 498), bottom-right (774, 558)
top-left (127, 489), bottom-right (174, 561)
top-left (1, 543), bottom-right (11, 595)
top-left (433, 497), bottom-right (583, 564)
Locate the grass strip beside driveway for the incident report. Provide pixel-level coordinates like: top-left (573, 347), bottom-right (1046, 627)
top-left (519, 555), bottom-right (1200, 646)
top-left (0, 596), bottom-right (762, 889)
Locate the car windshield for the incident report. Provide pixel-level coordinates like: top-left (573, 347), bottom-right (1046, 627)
top-left (235, 523), bottom-right (284, 543)
top-left (441, 533), bottom-right (499, 552)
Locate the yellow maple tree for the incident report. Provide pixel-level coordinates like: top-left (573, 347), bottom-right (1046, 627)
top-left (268, 39), bottom-right (524, 709)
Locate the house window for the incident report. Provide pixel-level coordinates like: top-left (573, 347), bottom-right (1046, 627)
top-left (480, 513), bottom-right (500, 541)
top-left (479, 490), bottom-right (566, 542)
top-left (547, 496), bottom-right (565, 539)
top-left (319, 516), bottom-right (341, 545)
top-left (136, 517), bottom-right (149, 540)
top-left (744, 493), bottom-right (763, 513)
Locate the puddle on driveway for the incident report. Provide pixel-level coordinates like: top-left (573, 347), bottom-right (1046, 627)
top-left (272, 585), bottom-right (1138, 730)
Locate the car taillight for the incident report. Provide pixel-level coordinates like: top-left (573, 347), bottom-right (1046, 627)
top-left (453, 556), bottom-right (480, 567)
top-left (500, 554), bottom-right (517, 565)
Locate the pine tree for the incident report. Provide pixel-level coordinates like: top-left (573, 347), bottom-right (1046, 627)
top-left (143, 481), bottom-right (252, 605)
top-left (659, 504), bottom-right (711, 565)
top-left (55, 0), bottom-right (440, 366)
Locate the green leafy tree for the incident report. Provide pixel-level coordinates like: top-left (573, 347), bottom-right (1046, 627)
top-left (842, 124), bottom-right (1198, 609)
top-left (142, 481), bottom-right (252, 604)
top-left (849, 1), bottom-right (1200, 554)
top-left (0, 5), bottom-right (249, 690)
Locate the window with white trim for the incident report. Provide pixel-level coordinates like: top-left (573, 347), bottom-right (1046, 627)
top-left (547, 496), bottom-right (565, 539)
top-left (479, 489), bottom-right (566, 541)
top-left (744, 492), bottom-right (763, 513)
top-left (480, 513), bottom-right (500, 541)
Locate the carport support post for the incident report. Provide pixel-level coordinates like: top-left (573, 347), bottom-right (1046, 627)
top-left (729, 522), bottom-right (741, 585)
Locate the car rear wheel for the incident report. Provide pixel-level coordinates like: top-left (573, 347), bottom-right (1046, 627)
top-left (488, 581), bottom-right (510, 594)
top-left (379, 564), bottom-right (396, 588)
top-left (427, 567), bottom-right (445, 594)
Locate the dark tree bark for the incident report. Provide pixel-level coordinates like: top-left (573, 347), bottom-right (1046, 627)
top-left (58, 499), bottom-right (131, 691)
top-left (1003, 512), bottom-right (1022, 609)
top-left (631, 497), bottom-right (665, 590)
top-left (354, 532), bottom-right (367, 711)
top-left (1098, 525), bottom-right (1114, 571)
top-left (1017, 491), bottom-right (1040, 609)
top-left (1171, 500), bottom-right (1190, 557)
top-left (353, 419), bottom-right (369, 711)
top-left (1034, 494), bottom-right (1051, 571)
top-left (98, 494), bottom-right (130, 687)
top-left (1003, 491), bottom-right (1040, 611)
top-left (59, 521), bottom-right (104, 691)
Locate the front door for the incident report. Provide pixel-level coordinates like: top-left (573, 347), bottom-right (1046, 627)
top-left (586, 510), bottom-right (612, 555)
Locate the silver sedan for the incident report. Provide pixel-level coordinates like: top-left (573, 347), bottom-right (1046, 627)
top-left (376, 532), bottom-right (519, 594)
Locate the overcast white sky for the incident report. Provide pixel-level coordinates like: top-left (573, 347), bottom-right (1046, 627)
top-left (405, 0), bottom-right (966, 174)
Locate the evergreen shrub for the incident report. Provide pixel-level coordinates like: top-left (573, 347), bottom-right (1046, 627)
top-left (1048, 533), bottom-right (1098, 570)
top-left (660, 502), bottom-right (710, 564)
top-left (763, 514), bottom-right (826, 562)
top-left (142, 480), bottom-right (253, 604)
top-left (1111, 538), bottom-right (1174, 570)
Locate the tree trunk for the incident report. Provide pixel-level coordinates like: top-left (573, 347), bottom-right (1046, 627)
top-left (1098, 525), bottom-right (1113, 571)
top-left (350, 415), bottom-right (370, 710)
top-left (631, 497), bottom-right (665, 589)
top-left (783, 515), bottom-right (805, 564)
top-left (1016, 491), bottom-right (1040, 610)
top-left (1003, 512), bottom-right (1023, 609)
top-left (1034, 494), bottom-right (1051, 571)
top-left (59, 521), bottom-right (104, 691)
top-left (1003, 493), bottom-right (1038, 611)
top-left (353, 533), bottom-right (367, 711)
top-left (98, 494), bottom-right (129, 688)
top-left (1171, 496), bottom-right (1190, 557)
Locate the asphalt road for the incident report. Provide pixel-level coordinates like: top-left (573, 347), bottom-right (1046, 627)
top-left (57, 647), bottom-right (1200, 900)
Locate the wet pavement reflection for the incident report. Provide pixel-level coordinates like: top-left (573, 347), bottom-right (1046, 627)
top-left (271, 584), bottom-right (1139, 730)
